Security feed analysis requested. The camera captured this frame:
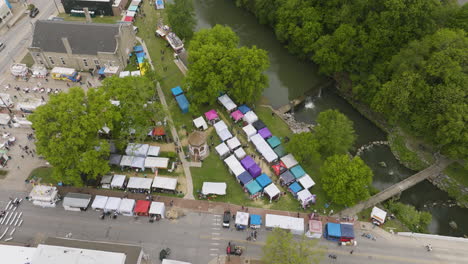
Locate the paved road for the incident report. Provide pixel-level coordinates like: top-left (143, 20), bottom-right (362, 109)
top-left (1, 190), bottom-right (467, 264)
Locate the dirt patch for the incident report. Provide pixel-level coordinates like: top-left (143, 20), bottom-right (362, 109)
top-left (155, 142), bottom-right (176, 152)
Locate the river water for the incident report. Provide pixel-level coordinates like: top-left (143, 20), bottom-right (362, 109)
top-left (193, 0), bottom-right (468, 237)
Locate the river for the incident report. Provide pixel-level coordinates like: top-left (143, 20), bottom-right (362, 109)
top-left (193, 0), bottom-right (468, 237)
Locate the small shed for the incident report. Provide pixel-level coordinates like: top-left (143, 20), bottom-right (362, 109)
top-left (279, 170), bottom-right (295, 186)
top-left (171, 86), bottom-right (183, 97)
top-left (234, 148), bottom-right (246, 159)
top-left (230, 110), bottom-right (244, 122)
top-left (280, 154), bottom-right (298, 169)
top-left (111, 174), bottom-right (126, 189)
top-left (291, 165), bottom-right (306, 179)
top-left (175, 94), bottom-right (189, 113)
top-left (243, 111), bottom-right (258, 124)
top-left (188, 131), bottom-right (209, 161)
top-left (235, 211), bottom-right (249, 229)
top-left (147, 146), bottom-right (161, 157)
top-left (226, 137), bottom-right (241, 151)
top-left (100, 175), bottom-right (113, 189)
top-left (298, 174), bottom-right (315, 189)
top-left (118, 198), bottom-right (136, 216)
top-left (104, 197), bottom-right (122, 213)
top-left (29, 185), bottom-right (59, 207)
top-left (252, 120), bottom-right (266, 130)
top-left (134, 200), bottom-right (151, 216)
top-left (193, 116), bottom-right (208, 130)
top-left (242, 124), bottom-right (257, 141)
top-left (264, 183), bottom-right (281, 202)
top-left (238, 104), bottom-right (251, 114)
top-left (267, 136), bottom-right (281, 149)
top-left (237, 171), bottom-right (253, 186)
top-left (62, 193), bottom-right (92, 212)
top-left (204, 109), bottom-right (219, 124)
top-left (202, 182), bottom-right (227, 195)
top-left (152, 176), bottom-right (178, 193)
top-left (255, 173), bottom-right (272, 189)
top-left (149, 201), bottom-right (166, 218)
top-left (91, 195), bottom-right (109, 211)
top-left (325, 223), bottom-right (341, 241)
top-left (215, 142), bottom-right (230, 158)
top-left (250, 214), bottom-right (262, 229)
top-left (371, 206), bottom-right (387, 226)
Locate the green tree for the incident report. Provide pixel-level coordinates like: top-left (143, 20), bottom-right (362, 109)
top-left (262, 228), bottom-right (323, 264)
top-left (285, 132), bottom-right (320, 165)
top-left (387, 202), bottom-right (432, 233)
top-left (29, 87), bottom-right (121, 186)
top-left (167, 0), bottom-right (196, 40)
top-left (321, 154), bottom-right (373, 206)
top-left (314, 109), bottom-right (356, 157)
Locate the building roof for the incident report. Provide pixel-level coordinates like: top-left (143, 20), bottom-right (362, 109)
top-left (63, 193), bottom-right (92, 208)
top-left (31, 20), bottom-right (121, 55)
top-left (0, 244), bottom-right (36, 264)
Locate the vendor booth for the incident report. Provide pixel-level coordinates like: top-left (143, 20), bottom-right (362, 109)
top-left (204, 109), bottom-right (219, 124)
top-left (120, 155), bottom-right (134, 168)
top-left (250, 214), bottom-right (262, 229)
top-left (306, 219), bottom-right (323, 239)
top-left (152, 176), bottom-right (177, 193)
top-left (288, 182), bottom-right (303, 196)
top-left (234, 148), bottom-right (246, 159)
top-left (111, 174), bottom-right (126, 189)
top-left (230, 110), bottom-right (244, 122)
top-left (149, 201), bottom-right (166, 218)
top-left (126, 177), bottom-right (153, 192)
top-left (258, 127), bottom-right (272, 139)
top-left (31, 65), bottom-right (47, 78)
top-left (119, 71), bottom-right (130, 78)
top-left (147, 146), bottom-right (161, 157)
top-left (131, 156), bottom-right (145, 171)
top-left (218, 94), bottom-right (237, 112)
top-left (252, 120), bottom-right (266, 130)
top-left (29, 185), bottom-right (59, 207)
top-left (217, 128), bottom-right (233, 142)
top-left (248, 163), bottom-right (262, 178)
top-left (242, 124), bottom-right (257, 141)
top-left (298, 174), bottom-right (315, 189)
top-left (237, 171), bottom-right (253, 186)
top-left (280, 154), bottom-right (298, 169)
top-left (250, 134), bottom-right (278, 163)
top-left (340, 223), bottom-right (355, 242)
top-left (144, 157), bottom-right (169, 172)
top-left (126, 143), bottom-right (149, 157)
top-left (134, 200), bottom-right (151, 216)
top-left (104, 197), bottom-right (122, 213)
top-left (371, 206), bottom-right (387, 226)
top-left (271, 161), bottom-right (287, 176)
top-left (243, 111), bottom-right (258, 124)
top-left (109, 154), bottom-right (122, 166)
top-left (214, 120), bottom-right (228, 133)
top-left (267, 136), bottom-right (281, 148)
top-left (171, 86), bottom-right (183, 97)
top-left (202, 182), bottom-right (227, 195)
top-left (118, 198), bottom-right (136, 216)
top-left (224, 155), bottom-right (245, 177)
top-left (235, 211), bottom-right (249, 230)
top-left (245, 180), bottom-right (262, 198)
top-left (238, 104), bottom-right (251, 114)
top-left (240, 156), bottom-right (255, 171)
top-left (255, 173), bottom-right (272, 189)
top-left (0, 113), bottom-right (11, 125)
top-left (279, 170), bottom-right (295, 186)
top-left (273, 145), bottom-right (287, 158)
top-left (291, 165), bottom-right (306, 179)
top-left (175, 94), bottom-right (189, 113)
top-left (215, 142), bottom-right (230, 158)
top-left (265, 214), bottom-right (304, 235)
top-left (263, 183), bottom-right (281, 202)
top-left (193, 116), bottom-right (208, 130)
top-left (91, 195), bottom-right (109, 211)
top-left (325, 223), bottom-right (341, 241)
top-left (62, 193), bottom-right (91, 211)
top-left (100, 175), bottom-right (113, 189)
top-left (297, 189), bottom-right (315, 208)
top-left (226, 137), bottom-right (241, 151)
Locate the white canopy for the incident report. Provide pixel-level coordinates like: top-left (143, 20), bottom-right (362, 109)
top-left (217, 128), bottom-right (233, 142)
top-left (31, 65), bottom-right (47, 77)
top-left (162, 260), bottom-right (192, 264)
top-left (91, 195), bottom-right (108, 210)
top-left (29, 185), bottom-right (58, 202)
top-left (120, 155), bottom-right (133, 167)
top-left (126, 177), bottom-right (152, 190)
top-left (265, 214), bottom-right (305, 235)
top-left (149, 201), bottom-right (166, 217)
top-left (235, 211), bottom-right (249, 226)
top-left (125, 143), bottom-right (149, 157)
top-left (251, 134), bottom-right (278, 163)
top-left (111, 174), bottom-right (126, 188)
top-left (371, 206), bottom-right (387, 224)
top-left (0, 113), bottom-right (11, 125)
top-left (264, 183), bottom-right (280, 199)
top-left (242, 124), bottom-right (257, 140)
top-left (16, 98), bottom-right (44, 111)
top-left (147, 146), bottom-right (161, 157)
top-left (193, 116), bottom-right (208, 130)
top-left (131, 156), bottom-right (145, 170)
top-left (104, 197), bottom-right (122, 212)
top-left (297, 189), bottom-right (314, 206)
top-left (281, 154), bottom-right (299, 169)
top-left (119, 71), bottom-right (130, 78)
top-left (131, 70), bottom-right (141, 76)
top-left (226, 137), bottom-right (241, 150)
top-left (152, 176), bottom-right (177, 190)
top-left (224, 155), bottom-right (245, 177)
top-left (234, 147), bottom-right (246, 159)
top-left (126, 10), bottom-right (136, 17)
top-left (218, 94), bottom-right (237, 112)
top-left (298, 174), bottom-right (315, 189)
top-left (144, 157), bottom-right (169, 169)
top-left (10, 63), bottom-right (28, 76)
top-left (0, 93), bottom-right (13, 107)
top-left (215, 142), bottom-right (230, 157)
top-left (118, 198), bottom-right (135, 216)
top-left (242, 111), bottom-right (258, 124)
top-left (213, 120), bottom-right (228, 133)
top-left (202, 182), bottom-right (227, 195)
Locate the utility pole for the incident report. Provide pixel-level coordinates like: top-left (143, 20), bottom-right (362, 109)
top-left (52, 0), bottom-right (60, 14)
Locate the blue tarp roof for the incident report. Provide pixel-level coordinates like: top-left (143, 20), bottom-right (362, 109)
top-left (137, 56), bottom-right (145, 64)
top-left (133, 45), bottom-right (144, 53)
top-left (245, 180), bottom-right (262, 195)
top-left (255, 173), bottom-right (272, 188)
top-left (175, 94), bottom-right (189, 113)
top-left (289, 182), bottom-right (302, 194)
top-left (171, 86), bottom-right (183, 96)
top-left (291, 165), bottom-right (306, 179)
top-left (280, 170), bottom-right (295, 185)
top-left (267, 136), bottom-right (281, 148)
top-left (98, 67), bottom-right (105, 75)
top-left (238, 105), bottom-right (251, 114)
top-left (250, 214), bottom-right (262, 226)
top-left (128, 5), bottom-right (138, 11)
top-left (237, 171), bottom-right (253, 186)
top-left (327, 223), bottom-right (341, 238)
top-left (340, 223), bottom-right (355, 238)
top-left (136, 52), bottom-right (146, 58)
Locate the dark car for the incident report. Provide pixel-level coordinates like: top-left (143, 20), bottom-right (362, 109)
top-left (222, 210), bottom-right (231, 228)
top-left (29, 8), bottom-right (39, 18)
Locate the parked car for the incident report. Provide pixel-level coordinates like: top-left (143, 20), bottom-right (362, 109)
top-left (222, 210), bottom-right (231, 228)
top-left (29, 8), bottom-right (39, 18)
top-left (0, 43), bottom-right (5, 52)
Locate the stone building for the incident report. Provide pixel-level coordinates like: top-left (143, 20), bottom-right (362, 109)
top-left (28, 20), bottom-right (136, 71)
top-left (188, 131), bottom-right (209, 162)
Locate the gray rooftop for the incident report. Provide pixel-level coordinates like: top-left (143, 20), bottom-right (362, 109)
top-left (63, 193), bottom-right (92, 208)
top-left (31, 20), bottom-right (120, 55)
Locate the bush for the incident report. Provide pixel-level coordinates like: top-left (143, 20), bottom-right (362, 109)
top-left (28, 4), bottom-right (35, 10)
top-left (388, 132), bottom-right (428, 171)
top-left (387, 201), bottom-right (432, 233)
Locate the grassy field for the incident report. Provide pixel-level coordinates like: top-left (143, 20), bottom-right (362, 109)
top-left (444, 162), bottom-right (468, 186)
top-left (57, 13), bottom-right (122, 24)
top-left (20, 53), bottom-right (35, 67)
top-left (28, 167), bottom-right (55, 184)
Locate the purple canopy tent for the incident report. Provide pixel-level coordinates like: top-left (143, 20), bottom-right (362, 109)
top-left (230, 110), bottom-right (244, 122)
top-left (237, 171), bottom-right (253, 186)
top-left (258, 127), bottom-right (272, 139)
top-left (248, 163), bottom-right (262, 178)
top-left (240, 156), bottom-right (256, 170)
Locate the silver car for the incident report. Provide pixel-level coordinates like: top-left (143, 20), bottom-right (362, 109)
top-left (0, 43), bottom-right (5, 52)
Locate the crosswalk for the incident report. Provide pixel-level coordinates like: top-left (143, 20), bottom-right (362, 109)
top-left (209, 215), bottom-right (222, 256)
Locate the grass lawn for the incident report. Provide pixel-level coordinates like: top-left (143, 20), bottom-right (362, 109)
top-left (444, 162), bottom-right (468, 186)
top-left (20, 53), bottom-right (35, 67)
top-left (57, 13), bottom-right (122, 24)
top-left (256, 106), bottom-right (291, 139)
top-left (0, 170), bottom-right (7, 179)
top-left (28, 167), bottom-right (55, 184)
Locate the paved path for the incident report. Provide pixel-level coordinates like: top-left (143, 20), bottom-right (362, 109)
top-left (336, 158), bottom-right (452, 217)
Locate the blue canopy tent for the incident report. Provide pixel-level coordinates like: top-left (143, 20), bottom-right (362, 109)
top-left (288, 182), bottom-right (303, 195)
top-left (267, 136), bottom-right (281, 149)
top-left (171, 86), bottom-right (183, 97)
top-left (279, 170), bottom-right (295, 185)
top-left (291, 165), bottom-right (306, 179)
top-left (245, 180), bottom-right (262, 197)
top-left (325, 223), bottom-right (342, 241)
top-left (255, 173), bottom-right (272, 189)
top-left (238, 104), bottom-right (251, 114)
top-left (175, 94), bottom-right (189, 113)
top-left (133, 45), bottom-right (144, 53)
top-left (237, 171), bottom-right (253, 186)
top-left (98, 67), bottom-right (106, 75)
top-left (136, 52), bottom-right (146, 59)
top-left (137, 56), bottom-right (145, 64)
top-left (250, 214), bottom-right (262, 228)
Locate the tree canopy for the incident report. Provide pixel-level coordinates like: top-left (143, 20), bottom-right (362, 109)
top-left (387, 202), bottom-right (432, 233)
top-left (167, 0), bottom-right (196, 41)
top-left (321, 154), bottom-right (373, 206)
top-left (262, 228), bottom-right (322, 264)
top-left (314, 109), bottom-right (356, 157)
top-left (29, 87), bottom-right (120, 186)
top-left (285, 132), bottom-right (321, 165)
top-left (185, 25), bottom-right (269, 110)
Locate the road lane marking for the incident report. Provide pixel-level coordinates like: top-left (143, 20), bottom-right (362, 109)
top-left (211, 233), bottom-right (220, 235)
top-left (210, 254), bottom-right (218, 256)
top-left (210, 248), bottom-right (218, 251)
top-left (210, 243), bottom-right (220, 246)
top-left (211, 227), bottom-right (220, 230)
top-left (211, 237), bottom-right (220, 240)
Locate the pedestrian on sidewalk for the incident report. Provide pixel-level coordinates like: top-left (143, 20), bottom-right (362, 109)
top-left (350, 250), bottom-right (354, 254)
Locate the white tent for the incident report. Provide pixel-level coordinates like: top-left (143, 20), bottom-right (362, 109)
top-left (119, 71), bottom-right (130, 78)
top-left (234, 147), bottom-right (246, 159)
top-left (371, 206), bottom-right (387, 225)
top-left (62, 193), bottom-right (92, 211)
top-left (31, 65), bottom-right (47, 78)
top-left (193, 116), bottom-right (208, 130)
top-left (111, 174), bottom-right (126, 189)
top-left (213, 120), bottom-right (228, 133)
top-left (13, 116), bottom-right (32, 127)
top-left (131, 70), bottom-right (141, 76)
top-left (298, 174), bottom-right (315, 189)
top-left (217, 128), bottom-right (233, 142)
top-left (202, 182), bottom-right (227, 195)
top-left (224, 155), bottom-right (245, 177)
top-left (16, 98), bottom-right (44, 111)
top-left (0, 93), bottom-right (13, 107)
top-left (297, 189), bottom-right (314, 207)
top-left (147, 146), bottom-right (161, 157)
top-left (100, 175), bottom-right (113, 189)
top-left (215, 142), bottom-right (230, 157)
top-left (264, 183), bottom-right (281, 201)
top-left (91, 195), bottom-right (109, 210)
top-left (131, 156), bottom-right (145, 170)
top-left (118, 198), bottom-right (136, 216)
top-left (280, 154), bottom-right (299, 169)
top-left (125, 143), bottom-right (149, 157)
top-left (218, 94), bottom-right (237, 112)
top-left (120, 155), bottom-right (133, 167)
top-left (265, 214), bottom-right (304, 235)
top-left (226, 137), bottom-right (241, 151)
top-left (242, 124), bottom-right (257, 140)
top-left (104, 197), bottom-right (122, 213)
top-left (0, 113), bottom-right (11, 125)
top-left (149, 201), bottom-right (166, 218)
top-left (144, 157), bottom-right (169, 169)
top-left (104, 66), bottom-right (119, 75)
top-left (152, 176), bottom-right (177, 191)
top-left (235, 211), bottom-right (249, 227)
top-left (250, 134), bottom-right (278, 163)
top-left (126, 10), bottom-right (136, 17)
top-left (162, 260), bottom-right (192, 264)
top-left (243, 111), bottom-right (258, 124)
top-left (10, 63), bottom-right (28, 77)
top-left (126, 177), bottom-right (153, 190)
top-left (29, 185), bottom-right (59, 207)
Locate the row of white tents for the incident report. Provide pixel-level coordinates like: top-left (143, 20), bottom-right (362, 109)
top-left (91, 196), bottom-right (166, 217)
top-left (100, 174), bottom-right (178, 193)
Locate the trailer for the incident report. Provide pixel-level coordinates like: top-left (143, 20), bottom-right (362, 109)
top-left (50, 67), bottom-right (81, 82)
